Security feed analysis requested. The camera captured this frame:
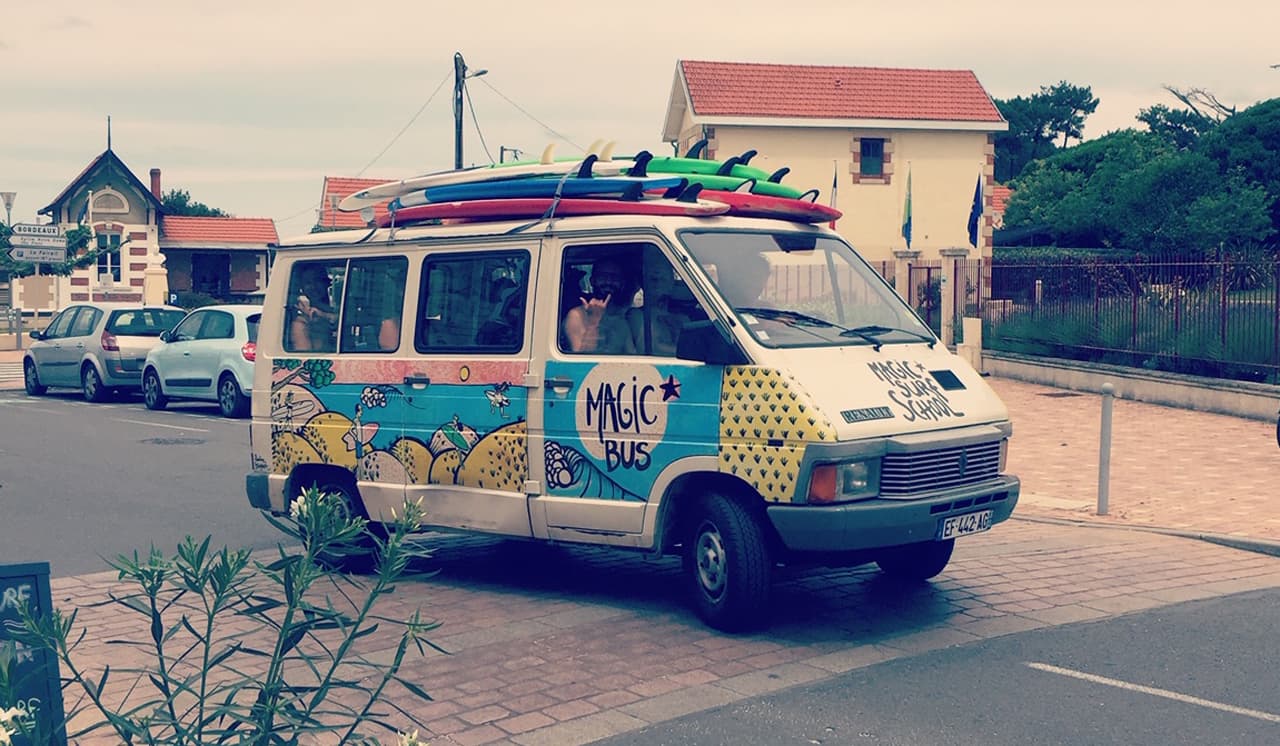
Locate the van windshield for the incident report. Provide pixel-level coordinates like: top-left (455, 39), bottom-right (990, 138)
top-left (680, 230), bottom-right (935, 349)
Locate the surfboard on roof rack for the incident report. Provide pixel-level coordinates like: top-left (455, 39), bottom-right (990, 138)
top-left (627, 152), bottom-right (807, 199)
top-left (336, 147), bottom-right (628, 212)
top-left (393, 175), bottom-right (687, 208)
top-left (377, 195), bottom-right (731, 227)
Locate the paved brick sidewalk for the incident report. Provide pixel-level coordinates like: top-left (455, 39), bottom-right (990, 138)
top-left (45, 524), bottom-right (1280, 745)
top-left (991, 377), bottom-right (1280, 546)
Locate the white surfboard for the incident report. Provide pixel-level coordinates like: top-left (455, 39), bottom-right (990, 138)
top-left (337, 142), bottom-right (625, 212)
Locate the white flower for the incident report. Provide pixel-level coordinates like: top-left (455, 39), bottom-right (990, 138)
top-left (289, 494), bottom-right (309, 519)
top-left (397, 729), bottom-right (424, 746)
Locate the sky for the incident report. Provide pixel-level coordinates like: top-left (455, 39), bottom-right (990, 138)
top-left (1, 1), bottom-right (1276, 238)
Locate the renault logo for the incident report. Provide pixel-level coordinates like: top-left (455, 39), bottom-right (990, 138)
top-left (957, 450), bottom-right (969, 477)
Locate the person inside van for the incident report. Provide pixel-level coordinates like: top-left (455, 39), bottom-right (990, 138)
top-left (562, 256), bottom-right (636, 355)
top-left (716, 251), bottom-right (774, 309)
top-left (628, 247), bottom-right (703, 356)
top-left (289, 265), bottom-right (339, 352)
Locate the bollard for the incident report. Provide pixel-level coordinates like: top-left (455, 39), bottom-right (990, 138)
top-left (1097, 383), bottom-right (1114, 516)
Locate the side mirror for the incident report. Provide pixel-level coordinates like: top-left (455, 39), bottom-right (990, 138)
top-left (159, 330), bottom-right (171, 343)
top-left (676, 320), bottom-right (748, 365)
top-left (29, 329), bottom-right (42, 341)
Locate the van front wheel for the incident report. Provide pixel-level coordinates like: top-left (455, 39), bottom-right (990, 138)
top-left (685, 494), bottom-right (772, 632)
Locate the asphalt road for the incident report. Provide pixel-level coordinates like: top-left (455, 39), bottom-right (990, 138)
top-left (599, 588), bottom-right (1280, 745)
top-left (0, 389), bottom-right (287, 576)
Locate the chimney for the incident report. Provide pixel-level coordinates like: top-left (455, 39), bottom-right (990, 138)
top-left (150, 168), bottom-right (162, 199)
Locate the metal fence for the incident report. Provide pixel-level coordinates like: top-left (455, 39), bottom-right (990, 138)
top-left (982, 252), bottom-right (1280, 384)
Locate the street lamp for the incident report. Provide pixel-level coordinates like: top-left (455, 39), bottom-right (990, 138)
top-left (0, 191), bottom-right (15, 227)
top-left (453, 52), bottom-right (487, 169)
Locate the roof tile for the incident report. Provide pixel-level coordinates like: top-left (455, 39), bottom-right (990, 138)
top-left (681, 60), bottom-right (1003, 123)
top-left (161, 216), bottom-right (278, 244)
top-left (318, 176), bottom-right (394, 229)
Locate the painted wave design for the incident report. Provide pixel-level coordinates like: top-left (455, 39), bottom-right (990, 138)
top-left (544, 441), bottom-right (643, 502)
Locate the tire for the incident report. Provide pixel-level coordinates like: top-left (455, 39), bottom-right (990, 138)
top-left (82, 365), bottom-right (108, 403)
top-left (218, 373), bottom-right (249, 418)
top-left (875, 539), bottom-right (955, 581)
top-left (23, 360), bottom-right (46, 396)
top-left (685, 494), bottom-right (772, 632)
top-left (143, 369), bottom-right (168, 411)
top-left (305, 474), bottom-right (384, 574)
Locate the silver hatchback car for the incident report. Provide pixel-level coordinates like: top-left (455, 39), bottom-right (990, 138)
top-left (142, 305), bottom-right (261, 418)
top-left (23, 302), bottom-right (188, 401)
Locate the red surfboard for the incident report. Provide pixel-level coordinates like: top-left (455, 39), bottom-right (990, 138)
top-left (377, 196), bottom-right (729, 227)
top-left (695, 189), bottom-right (842, 223)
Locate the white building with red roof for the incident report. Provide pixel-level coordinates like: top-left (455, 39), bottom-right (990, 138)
top-left (662, 60), bottom-right (1007, 259)
top-left (11, 148), bottom-right (278, 311)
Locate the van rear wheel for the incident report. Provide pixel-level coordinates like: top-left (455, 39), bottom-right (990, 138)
top-left (685, 494), bottom-right (772, 632)
top-left (306, 475), bottom-right (384, 574)
top-left (875, 539), bottom-right (954, 581)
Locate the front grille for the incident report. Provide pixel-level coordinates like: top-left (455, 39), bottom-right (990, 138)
top-left (880, 440), bottom-right (1002, 497)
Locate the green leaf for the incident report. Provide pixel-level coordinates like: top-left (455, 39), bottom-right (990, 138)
top-left (393, 675), bottom-right (433, 702)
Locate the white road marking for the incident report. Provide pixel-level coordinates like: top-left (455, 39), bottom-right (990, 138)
top-left (1026, 662), bottom-right (1280, 723)
top-left (112, 417), bottom-right (209, 433)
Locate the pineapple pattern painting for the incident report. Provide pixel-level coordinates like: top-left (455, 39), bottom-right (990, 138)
top-left (719, 366), bottom-right (833, 503)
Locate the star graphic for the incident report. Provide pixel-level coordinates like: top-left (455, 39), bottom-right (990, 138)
top-left (659, 374), bottom-right (681, 401)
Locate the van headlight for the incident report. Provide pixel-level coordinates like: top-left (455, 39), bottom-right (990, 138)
top-left (807, 460), bottom-right (880, 504)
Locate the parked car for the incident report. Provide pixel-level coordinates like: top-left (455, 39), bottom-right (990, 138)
top-left (24, 302), bottom-right (187, 402)
top-left (142, 305), bottom-right (261, 418)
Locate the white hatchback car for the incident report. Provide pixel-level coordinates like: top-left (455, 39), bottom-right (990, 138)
top-left (142, 304), bottom-right (261, 418)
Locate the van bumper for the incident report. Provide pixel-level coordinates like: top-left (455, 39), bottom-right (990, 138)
top-left (246, 472), bottom-right (275, 512)
top-left (765, 476), bottom-right (1020, 552)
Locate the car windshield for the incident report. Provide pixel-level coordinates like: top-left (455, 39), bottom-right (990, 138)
top-left (679, 229), bottom-right (935, 349)
top-left (107, 308), bottom-right (188, 337)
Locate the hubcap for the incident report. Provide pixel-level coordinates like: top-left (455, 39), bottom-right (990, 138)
top-left (219, 380), bottom-right (235, 411)
top-left (84, 370), bottom-right (98, 397)
top-left (694, 522), bottom-right (727, 599)
top-left (24, 363), bottom-right (37, 389)
top-left (145, 375), bottom-right (159, 405)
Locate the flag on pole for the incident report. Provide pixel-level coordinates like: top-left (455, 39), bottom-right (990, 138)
top-left (967, 173), bottom-right (983, 248)
top-left (900, 166), bottom-right (912, 249)
top-left (828, 161), bottom-right (838, 229)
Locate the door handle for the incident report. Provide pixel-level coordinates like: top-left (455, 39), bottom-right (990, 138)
top-left (403, 375), bottom-right (431, 388)
top-left (183, 352), bottom-right (192, 357)
top-left (544, 376), bottom-right (575, 391)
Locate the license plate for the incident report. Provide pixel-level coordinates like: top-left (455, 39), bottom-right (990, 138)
top-left (937, 509), bottom-right (993, 540)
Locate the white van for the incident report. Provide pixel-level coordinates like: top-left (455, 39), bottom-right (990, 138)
top-left (246, 210), bottom-right (1019, 630)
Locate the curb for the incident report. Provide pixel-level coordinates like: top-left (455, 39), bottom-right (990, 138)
top-left (1011, 514), bottom-right (1280, 558)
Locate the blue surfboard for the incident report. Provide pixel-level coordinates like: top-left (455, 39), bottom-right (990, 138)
top-left (391, 176), bottom-right (687, 209)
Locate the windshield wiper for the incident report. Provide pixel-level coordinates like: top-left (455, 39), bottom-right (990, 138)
top-left (738, 307), bottom-right (885, 348)
top-left (840, 324), bottom-right (937, 348)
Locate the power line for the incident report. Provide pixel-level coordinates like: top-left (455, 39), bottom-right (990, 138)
top-left (464, 84), bottom-right (495, 165)
top-left (475, 77), bottom-right (585, 153)
top-left (277, 66), bottom-right (454, 225)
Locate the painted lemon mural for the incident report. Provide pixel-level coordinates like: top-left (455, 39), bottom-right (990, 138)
top-left (299, 412), bottom-right (359, 470)
top-left (718, 366), bottom-right (834, 503)
top-left (455, 421), bottom-right (528, 491)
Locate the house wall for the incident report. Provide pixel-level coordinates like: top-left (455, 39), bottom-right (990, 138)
top-left (673, 117), bottom-right (996, 262)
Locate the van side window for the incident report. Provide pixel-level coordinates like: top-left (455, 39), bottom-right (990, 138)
top-left (340, 257), bottom-right (408, 353)
top-left (416, 251), bottom-right (530, 354)
top-left (284, 260), bottom-right (345, 353)
top-left (629, 244), bottom-right (709, 357)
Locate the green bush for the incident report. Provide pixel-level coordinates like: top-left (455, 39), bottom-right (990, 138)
top-left (2, 488), bottom-right (438, 745)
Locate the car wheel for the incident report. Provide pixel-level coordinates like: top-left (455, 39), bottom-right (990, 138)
top-left (685, 494), bottom-right (772, 632)
top-left (875, 539), bottom-right (955, 581)
top-left (218, 373), bottom-right (249, 418)
top-left (143, 369), bottom-right (168, 411)
top-left (82, 365), bottom-right (108, 403)
top-left (23, 360), bottom-right (47, 396)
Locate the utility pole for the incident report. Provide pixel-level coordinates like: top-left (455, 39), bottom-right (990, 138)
top-left (453, 52), bottom-right (487, 170)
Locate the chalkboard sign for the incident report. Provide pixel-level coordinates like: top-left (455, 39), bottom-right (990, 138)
top-left (1, 562), bottom-right (66, 746)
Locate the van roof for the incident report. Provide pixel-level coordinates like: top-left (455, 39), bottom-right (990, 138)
top-left (275, 213), bottom-right (828, 251)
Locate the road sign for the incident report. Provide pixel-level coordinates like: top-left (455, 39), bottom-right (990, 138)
top-left (7, 246), bottom-right (67, 263)
top-left (10, 223), bottom-right (62, 238)
top-left (8, 233), bottom-right (66, 249)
